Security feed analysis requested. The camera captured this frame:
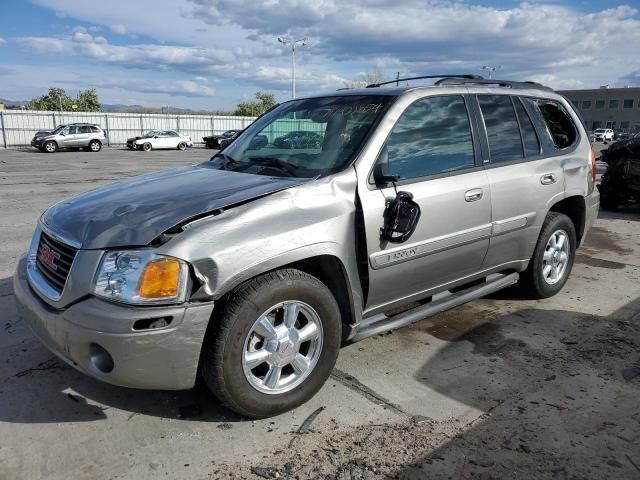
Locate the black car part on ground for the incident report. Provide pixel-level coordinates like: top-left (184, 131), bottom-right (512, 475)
top-left (598, 134), bottom-right (640, 209)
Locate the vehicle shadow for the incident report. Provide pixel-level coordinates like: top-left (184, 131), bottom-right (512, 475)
top-left (394, 296), bottom-right (640, 479)
top-left (0, 276), bottom-right (242, 424)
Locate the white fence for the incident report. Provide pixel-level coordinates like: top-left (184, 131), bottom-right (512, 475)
top-left (0, 110), bottom-right (257, 147)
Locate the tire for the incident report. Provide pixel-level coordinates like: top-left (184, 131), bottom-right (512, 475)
top-left (201, 268), bottom-right (341, 418)
top-left (520, 212), bottom-right (576, 299)
top-left (177, 142), bottom-right (187, 151)
top-left (142, 142), bottom-right (152, 152)
top-left (88, 140), bottom-right (102, 152)
top-left (43, 141), bottom-right (57, 153)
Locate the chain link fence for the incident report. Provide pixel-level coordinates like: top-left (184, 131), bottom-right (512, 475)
top-left (0, 110), bottom-right (256, 147)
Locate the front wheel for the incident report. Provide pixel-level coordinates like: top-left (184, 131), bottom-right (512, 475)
top-left (520, 212), bottom-right (576, 299)
top-left (177, 142), bottom-right (187, 151)
top-left (43, 141), bottom-right (57, 153)
top-left (142, 142), bottom-right (152, 152)
top-left (200, 269), bottom-right (341, 418)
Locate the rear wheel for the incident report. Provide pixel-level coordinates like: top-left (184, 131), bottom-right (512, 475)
top-left (520, 212), bottom-right (576, 299)
top-left (142, 142), bottom-right (152, 152)
top-left (200, 269), bottom-right (341, 418)
top-left (88, 140), bottom-right (102, 152)
top-left (177, 142), bottom-right (187, 151)
top-left (43, 141), bottom-right (57, 153)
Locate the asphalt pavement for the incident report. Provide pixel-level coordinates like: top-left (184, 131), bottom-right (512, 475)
top-left (0, 146), bottom-right (638, 479)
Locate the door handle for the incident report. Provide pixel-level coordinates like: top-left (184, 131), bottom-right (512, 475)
top-left (540, 173), bottom-right (557, 185)
top-left (464, 188), bottom-right (483, 202)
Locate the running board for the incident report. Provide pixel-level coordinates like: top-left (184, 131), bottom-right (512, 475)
top-left (351, 272), bottom-right (520, 342)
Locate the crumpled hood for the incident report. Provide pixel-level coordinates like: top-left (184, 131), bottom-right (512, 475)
top-left (41, 163), bottom-right (308, 249)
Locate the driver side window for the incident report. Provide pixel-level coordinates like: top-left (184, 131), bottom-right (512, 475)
top-left (386, 95), bottom-right (475, 181)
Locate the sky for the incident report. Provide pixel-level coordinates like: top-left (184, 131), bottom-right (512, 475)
top-left (0, 0), bottom-right (639, 110)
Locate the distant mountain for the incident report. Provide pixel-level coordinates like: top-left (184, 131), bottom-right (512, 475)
top-left (0, 97), bottom-right (28, 107)
top-left (0, 98), bottom-right (230, 115)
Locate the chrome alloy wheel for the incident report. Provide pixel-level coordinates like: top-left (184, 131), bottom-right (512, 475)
top-left (242, 301), bottom-right (323, 395)
top-left (90, 141), bottom-right (100, 151)
top-left (542, 229), bottom-right (570, 285)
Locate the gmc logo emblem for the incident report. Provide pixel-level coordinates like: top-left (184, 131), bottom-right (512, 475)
top-left (40, 244), bottom-right (60, 270)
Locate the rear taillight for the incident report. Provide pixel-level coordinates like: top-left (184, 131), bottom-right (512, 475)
top-left (590, 147), bottom-right (597, 183)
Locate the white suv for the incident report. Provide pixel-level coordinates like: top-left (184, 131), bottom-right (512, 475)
top-left (593, 128), bottom-right (614, 142)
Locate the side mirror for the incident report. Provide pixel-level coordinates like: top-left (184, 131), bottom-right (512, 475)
top-left (153, 135), bottom-right (158, 139)
top-left (381, 191), bottom-right (421, 243)
top-left (373, 147), bottom-right (399, 186)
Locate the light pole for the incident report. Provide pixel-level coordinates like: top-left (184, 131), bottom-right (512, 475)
top-left (481, 65), bottom-right (503, 79)
top-left (278, 36), bottom-right (308, 99)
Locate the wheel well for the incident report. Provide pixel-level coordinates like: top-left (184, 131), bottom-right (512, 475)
top-left (90, 139), bottom-right (101, 145)
top-left (211, 255), bottom-right (356, 341)
top-left (288, 256), bottom-right (355, 341)
top-left (549, 196), bottom-right (586, 244)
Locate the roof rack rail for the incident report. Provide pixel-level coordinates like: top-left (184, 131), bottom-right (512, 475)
top-left (435, 77), bottom-right (553, 91)
top-left (366, 74), bottom-right (483, 88)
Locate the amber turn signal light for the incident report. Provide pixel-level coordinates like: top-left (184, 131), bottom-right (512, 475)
top-left (138, 258), bottom-right (182, 298)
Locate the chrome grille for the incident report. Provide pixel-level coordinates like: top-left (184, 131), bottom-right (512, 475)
top-left (36, 232), bottom-right (77, 293)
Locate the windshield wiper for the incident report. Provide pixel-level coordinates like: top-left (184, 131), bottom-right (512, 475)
top-left (248, 157), bottom-right (299, 177)
top-left (214, 153), bottom-right (239, 171)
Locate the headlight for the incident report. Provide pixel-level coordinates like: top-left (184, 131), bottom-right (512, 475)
top-left (92, 250), bottom-right (189, 305)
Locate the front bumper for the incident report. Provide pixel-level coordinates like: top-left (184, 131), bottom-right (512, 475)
top-left (13, 257), bottom-right (214, 390)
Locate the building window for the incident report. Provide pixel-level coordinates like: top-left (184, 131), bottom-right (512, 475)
top-left (582, 100), bottom-right (591, 109)
top-left (595, 100), bottom-right (605, 109)
top-left (592, 121), bottom-right (601, 130)
top-left (609, 99), bottom-right (619, 109)
top-left (620, 121), bottom-right (630, 131)
top-left (623, 99), bottom-right (634, 108)
top-left (572, 100), bottom-right (579, 108)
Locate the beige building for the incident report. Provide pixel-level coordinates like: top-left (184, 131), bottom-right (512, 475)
top-left (558, 87), bottom-right (640, 133)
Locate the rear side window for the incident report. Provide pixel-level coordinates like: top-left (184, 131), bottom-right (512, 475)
top-left (385, 95), bottom-right (475, 180)
top-left (79, 126), bottom-right (92, 133)
top-left (478, 95), bottom-right (523, 163)
top-left (513, 98), bottom-right (540, 156)
top-left (90, 126), bottom-right (101, 133)
top-left (533, 99), bottom-right (578, 149)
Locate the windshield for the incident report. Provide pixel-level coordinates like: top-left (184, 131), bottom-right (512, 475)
top-left (51, 125), bottom-right (67, 135)
top-left (594, 129), bottom-right (606, 133)
top-left (213, 95), bottom-right (393, 178)
top-left (143, 130), bottom-right (158, 138)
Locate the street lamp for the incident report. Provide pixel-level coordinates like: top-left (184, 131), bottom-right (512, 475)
top-left (278, 36), bottom-right (308, 99)
top-left (481, 65), bottom-right (503, 79)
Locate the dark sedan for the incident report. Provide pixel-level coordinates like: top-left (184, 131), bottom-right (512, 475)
top-left (203, 130), bottom-right (240, 149)
top-left (273, 131), bottom-right (323, 149)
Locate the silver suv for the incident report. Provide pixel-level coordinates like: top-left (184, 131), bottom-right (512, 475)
top-left (14, 76), bottom-right (600, 418)
top-left (31, 123), bottom-right (106, 153)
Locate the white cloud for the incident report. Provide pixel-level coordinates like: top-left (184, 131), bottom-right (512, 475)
top-left (14, 0), bottom-right (640, 108)
top-left (110, 23), bottom-right (127, 35)
top-left (0, 37), bottom-right (6, 46)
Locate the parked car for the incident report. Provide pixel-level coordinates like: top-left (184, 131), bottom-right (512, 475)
top-left (593, 128), bottom-right (614, 142)
top-left (31, 123), bottom-right (106, 153)
top-left (218, 130), bottom-right (268, 150)
top-left (126, 130), bottom-right (160, 149)
top-left (598, 132), bottom-right (640, 209)
top-left (273, 130), bottom-right (322, 149)
top-left (203, 130), bottom-right (240, 149)
top-left (14, 75), bottom-right (599, 418)
top-left (131, 130), bottom-right (192, 151)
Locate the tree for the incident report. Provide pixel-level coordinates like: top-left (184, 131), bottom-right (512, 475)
top-left (234, 91), bottom-right (277, 116)
top-left (27, 87), bottom-right (101, 112)
top-left (76, 88), bottom-right (101, 111)
top-left (344, 68), bottom-right (386, 89)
